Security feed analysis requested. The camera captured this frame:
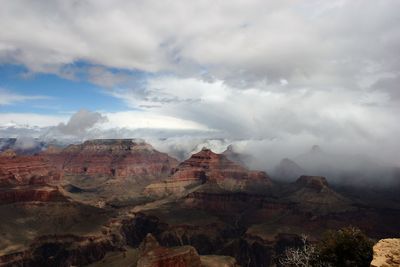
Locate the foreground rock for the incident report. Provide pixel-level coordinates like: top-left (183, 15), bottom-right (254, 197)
top-left (137, 234), bottom-right (238, 267)
top-left (371, 239), bottom-right (400, 267)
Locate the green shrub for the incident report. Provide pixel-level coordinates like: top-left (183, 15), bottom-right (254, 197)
top-left (278, 227), bottom-right (374, 267)
top-left (317, 226), bottom-right (374, 267)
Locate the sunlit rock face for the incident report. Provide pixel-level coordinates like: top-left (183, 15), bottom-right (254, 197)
top-left (171, 148), bottom-right (272, 186)
top-left (44, 139), bottom-right (178, 180)
top-left (370, 239), bottom-right (400, 267)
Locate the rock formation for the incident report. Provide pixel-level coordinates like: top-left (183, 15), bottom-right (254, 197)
top-left (144, 148), bottom-right (272, 197)
top-left (222, 144), bottom-right (251, 167)
top-left (284, 175), bottom-right (353, 214)
top-left (45, 139), bottom-right (178, 181)
top-left (137, 233), bottom-right (202, 267)
top-left (0, 155), bottom-right (62, 187)
top-left (0, 186), bottom-right (67, 204)
top-left (274, 158), bottom-right (305, 181)
top-left (370, 239), bottom-right (400, 267)
top-left (137, 234), bottom-right (238, 267)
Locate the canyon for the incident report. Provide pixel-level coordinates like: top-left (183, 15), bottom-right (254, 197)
top-left (0, 139), bottom-right (399, 267)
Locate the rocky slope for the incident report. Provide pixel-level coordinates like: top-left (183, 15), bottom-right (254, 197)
top-left (222, 145), bottom-right (251, 167)
top-left (281, 175), bottom-right (353, 214)
top-left (370, 239), bottom-right (400, 267)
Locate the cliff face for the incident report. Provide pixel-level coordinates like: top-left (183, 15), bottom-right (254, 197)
top-left (144, 148), bottom-right (272, 197)
top-left (171, 148), bottom-right (270, 184)
top-left (0, 155), bottom-right (62, 187)
top-left (370, 239), bottom-right (400, 267)
top-left (45, 139), bottom-right (178, 181)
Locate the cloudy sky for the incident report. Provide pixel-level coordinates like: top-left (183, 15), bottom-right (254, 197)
top-left (0, 0), bottom-right (400, 165)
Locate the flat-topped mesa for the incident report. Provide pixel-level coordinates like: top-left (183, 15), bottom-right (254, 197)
top-left (65, 139), bottom-right (155, 153)
top-left (171, 148), bottom-right (271, 185)
top-left (295, 175), bottom-right (329, 191)
top-left (46, 139), bottom-right (178, 179)
top-left (0, 155), bottom-right (62, 187)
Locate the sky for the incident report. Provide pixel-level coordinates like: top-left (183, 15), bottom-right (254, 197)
top-left (0, 0), bottom-right (400, 167)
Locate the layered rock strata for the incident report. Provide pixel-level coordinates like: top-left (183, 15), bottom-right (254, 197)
top-left (45, 139), bottom-right (178, 181)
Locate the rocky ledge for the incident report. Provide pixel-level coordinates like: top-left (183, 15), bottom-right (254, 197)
top-left (137, 234), bottom-right (238, 267)
top-left (370, 239), bottom-right (400, 267)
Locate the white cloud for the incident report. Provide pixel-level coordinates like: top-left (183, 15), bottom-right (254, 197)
top-left (0, 0), bottom-right (399, 89)
top-left (55, 109), bottom-right (107, 135)
top-left (0, 113), bottom-right (68, 127)
top-left (1, 0), bottom-right (400, 170)
top-left (103, 111), bottom-right (209, 131)
top-left (0, 89), bottom-right (49, 105)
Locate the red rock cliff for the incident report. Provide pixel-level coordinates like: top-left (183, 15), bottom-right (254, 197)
top-left (44, 139), bottom-right (178, 180)
top-left (171, 148), bottom-right (271, 185)
top-left (0, 154), bottom-right (62, 187)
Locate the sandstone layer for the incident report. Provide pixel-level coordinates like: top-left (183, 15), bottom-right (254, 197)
top-left (137, 234), bottom-right (238, 267)
top-left (145, 148), bottom-right (272, 197)
top-left (371, 239), bottom-right (400, 267)
top-left (45, 139), bottom-right (178, 181)
top-left (0, 155), bottom-right (62, 187)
